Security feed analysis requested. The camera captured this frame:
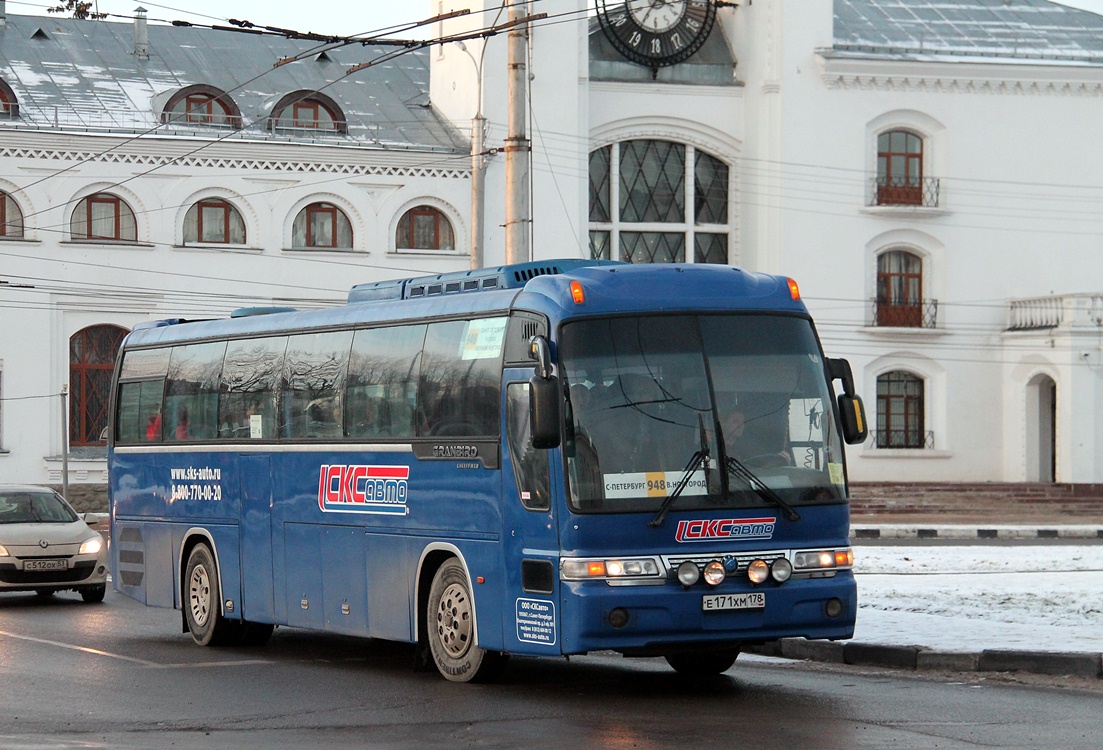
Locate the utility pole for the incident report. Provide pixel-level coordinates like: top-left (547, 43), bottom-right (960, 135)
top-left (60, 385), bottom-right (69, 501)
top-left (504, 1), bottom-right (530, 265)
top-left (454, 40), bottom-right (487, 271)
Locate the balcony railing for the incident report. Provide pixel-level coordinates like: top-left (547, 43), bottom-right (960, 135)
top-left (867, 430), bottom-right (935, 450)
top-left (869, 176), bottom-right (940, 208)
top-left (871, 298), bottom-right (938, 329)
top-left (1008, 293), bottom-right (1103, 331)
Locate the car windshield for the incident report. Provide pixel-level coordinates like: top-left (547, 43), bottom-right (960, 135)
top-left (0, 491), bottom-right (79, 524)
top-left (559, 314), bottom-right (847, 514)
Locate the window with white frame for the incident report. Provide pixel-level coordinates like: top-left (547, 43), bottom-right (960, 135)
top-left (1, 191), bottom-right (24, 239)
top-left (588, 139), bottom-right (729, 264)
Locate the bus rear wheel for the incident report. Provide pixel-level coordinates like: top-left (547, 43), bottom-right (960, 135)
top-left (184, 543), bottom-right (238, 646)
top-left (664, 649), bottom-right (739, 677)
top-left (427, 559), bottom-right (508, 683)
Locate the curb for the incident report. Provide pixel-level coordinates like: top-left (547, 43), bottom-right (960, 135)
top-left (851, 524), bottom-right (1103, 540)
top-left (745, 639), bottom-right (1103, 679)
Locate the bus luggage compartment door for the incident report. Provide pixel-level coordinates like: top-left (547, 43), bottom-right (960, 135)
top-left (239, 454), bottom-right (276, 623)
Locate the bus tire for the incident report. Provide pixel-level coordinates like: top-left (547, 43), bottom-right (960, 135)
top-left (427, 559), bottom-right (508, 683)
top-left (183, 543), bottom-right (238, 647)
top-left (238, 621), bottom-right (275, 647)
top-left (664, 649), bottom-right (739, 677)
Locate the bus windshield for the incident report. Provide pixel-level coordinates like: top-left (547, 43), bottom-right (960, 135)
top-left (559, 314), bottom-right (847, 514)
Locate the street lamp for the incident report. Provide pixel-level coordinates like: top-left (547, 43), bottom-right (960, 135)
top-left (453, 40), bottom-right (488, 270)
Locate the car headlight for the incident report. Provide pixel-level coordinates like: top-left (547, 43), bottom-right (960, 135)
top-left (0, 543), bottom-right (9, 557)
top-left (79, 536), bottom-right (103, 555)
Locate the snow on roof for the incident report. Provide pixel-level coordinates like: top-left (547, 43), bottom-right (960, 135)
top-left (0, 13), bottom-right (465, 151)
top-left (832, 0), bottom-right (1103, 64)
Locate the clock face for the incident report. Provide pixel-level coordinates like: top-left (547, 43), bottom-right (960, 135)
top-left (597, 0), bottom-right (717, 71)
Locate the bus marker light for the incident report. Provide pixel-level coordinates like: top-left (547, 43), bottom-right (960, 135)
top-left (570, 280), bottom-right (585, 304)
top-left (786, 277), bottom-right (801, 300)
top-left (703, 560), bottom-right (726, 586)
top-left (476, 576), bottom-right (485, 584)
top-left (747, 559), bottom-right (769, 584)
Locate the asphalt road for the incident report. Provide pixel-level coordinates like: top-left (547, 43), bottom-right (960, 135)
top-left (0, 589), bottom-right (1100, 749)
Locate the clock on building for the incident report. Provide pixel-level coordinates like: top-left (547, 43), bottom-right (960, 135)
top-left (596, 0), bottom-right (717, 73)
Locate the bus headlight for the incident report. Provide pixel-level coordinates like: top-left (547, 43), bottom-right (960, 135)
top-left (561, 556), bottom-right (661, 581)
top-left (793, 548), bottom-right (854, 572)
top-left (702, 560), bottom-right (726, 586)
top-left (676, 561), bottom-right (700, 586)
top-left (747, 559), bottom-right (769, 584)
top-left (770, 558), bottom-right (793, 583)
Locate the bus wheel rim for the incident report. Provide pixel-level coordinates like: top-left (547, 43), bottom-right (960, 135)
top-left (435, 582), bottom-right (472, 658)
top-left (189, 564), bottom-right (211, 628)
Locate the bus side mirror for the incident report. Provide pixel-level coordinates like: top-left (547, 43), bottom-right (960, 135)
top-left (528, 336), bottom-right (561, 449)
top-left (828, 358), bottom-right (868, 445)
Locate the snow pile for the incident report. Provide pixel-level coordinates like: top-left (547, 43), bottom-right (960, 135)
top-left (851, 545), bottom-right (1103, 652)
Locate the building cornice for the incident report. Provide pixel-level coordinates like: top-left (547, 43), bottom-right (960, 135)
top-left (815, 51), bottom-right (1103, 96)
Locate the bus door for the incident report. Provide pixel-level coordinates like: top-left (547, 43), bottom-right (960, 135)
top-left (500, 380), bottom-right (561, 655)
top-left (238, 453), bottom-right (276, 623)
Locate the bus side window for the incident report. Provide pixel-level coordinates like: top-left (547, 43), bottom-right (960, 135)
top-left (282, 330), bottom-right (352, 439)
top-left (347, 324), bottom-right (425, 439)
top-left (116, 379), bottom-right (165, 443)
top-left (505, 382), bottom-right (550, 511)
top-left (165, 341), bottom-right (227, 442)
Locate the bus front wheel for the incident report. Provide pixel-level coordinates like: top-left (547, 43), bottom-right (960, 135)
top-left (427, 559), bottom-right (508, 683)
top-left (184, 543), bottom-right (238, 647)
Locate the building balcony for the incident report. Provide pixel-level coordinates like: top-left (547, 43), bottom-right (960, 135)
top-left (871, 298), bottom-right (938, 329)
top-left (868, 176), bottom-right (940, 208)
top-left (1008, 293), bottom-right (1103, 331)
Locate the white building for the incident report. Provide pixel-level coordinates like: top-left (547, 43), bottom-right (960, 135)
top-left (2, 0), bottom-right (1102, 498)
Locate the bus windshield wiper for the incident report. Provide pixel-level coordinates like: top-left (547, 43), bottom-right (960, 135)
top-left (725, 456), bottom-right (801, 522)
top-left (648, 415), bottom-right (711, 528)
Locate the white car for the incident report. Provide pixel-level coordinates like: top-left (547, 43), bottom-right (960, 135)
top-left (0, 485), bottom-right (108, 603)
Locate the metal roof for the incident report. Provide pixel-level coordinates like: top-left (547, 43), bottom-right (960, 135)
top-left (832, 0), bottom-right (1103, 63)
top-left (0, 12), bottom-right (465, 150)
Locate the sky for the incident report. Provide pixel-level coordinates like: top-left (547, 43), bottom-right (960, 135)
top-left (7, 0), bottom-right (1103, 41)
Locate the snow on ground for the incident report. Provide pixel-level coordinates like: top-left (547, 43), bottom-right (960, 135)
top-left (851, 545), bottom-right (1103, 653)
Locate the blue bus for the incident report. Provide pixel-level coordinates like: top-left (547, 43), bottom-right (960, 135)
top-left (108, 260), bottom-right (867, 681)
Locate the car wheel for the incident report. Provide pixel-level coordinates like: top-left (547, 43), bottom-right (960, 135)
top-left (183, 543), bottom-right (239, 646)
top-left (427, 559), bottom-right (508, 683)
top-left (34, 589), bottom-right (55, 598)
top-left (664, 649), bottom-right (739, 677)
top-left (80, 584), bottom-right (106, 603)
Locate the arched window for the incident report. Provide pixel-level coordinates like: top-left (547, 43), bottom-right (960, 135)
top-left (70, 325), bottom-right (127, 446)
top-left (876, 250), bottom-right (924, 327)
top-left (1, 191), bottom-right (24, 238)
top-left (183, 198), bottom-right (246, 245)
top-left (162, 85), bottom-right (241, 127)
top-left (588, 139), bottom-right (729, 264)
top-left (0, 78), bottom-right (18, 118)
top-left (292, 202), bottom-right (353, 249)
top-left (70, 193), bottom-right (137, 242)
top-left (269, 91), bottom-right (346, 133)
top-left (876, 130), bottom-right (924, 206)
top-left (396, 205), bottom-right (455, 252)
top-left (876, 371), bottom-right (926, 449)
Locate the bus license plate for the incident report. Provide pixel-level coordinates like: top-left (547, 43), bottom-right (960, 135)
top-left (24, 559), bottom-right (67, 572)
top-left (702, 592), bottom-right (765, 611)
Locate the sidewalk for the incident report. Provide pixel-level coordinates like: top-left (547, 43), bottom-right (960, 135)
top-left (745, 495), bottom-right (1103, 681)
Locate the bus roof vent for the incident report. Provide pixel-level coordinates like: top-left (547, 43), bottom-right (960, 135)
top-left (230, 306), bottom-right (298, 318)
top-left (346, 259), bottom-right (625, 304)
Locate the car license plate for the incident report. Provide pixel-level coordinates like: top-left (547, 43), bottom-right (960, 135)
top-left (23, 559), bottom-right (67, 572)
top-left (702, 591), bottom-right (766, 611)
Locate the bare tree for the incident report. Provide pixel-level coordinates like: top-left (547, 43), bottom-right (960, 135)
top-left (47, 1), bottom-right (107, 20)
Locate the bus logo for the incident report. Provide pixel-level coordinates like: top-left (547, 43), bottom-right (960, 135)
top-left (675, 517), bottom-right (776, 543)
top-left (318, 464), bottom-right (410, 515)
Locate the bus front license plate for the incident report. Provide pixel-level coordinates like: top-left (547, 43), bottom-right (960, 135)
top-left (702, 592), bottom-right (765, 611)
